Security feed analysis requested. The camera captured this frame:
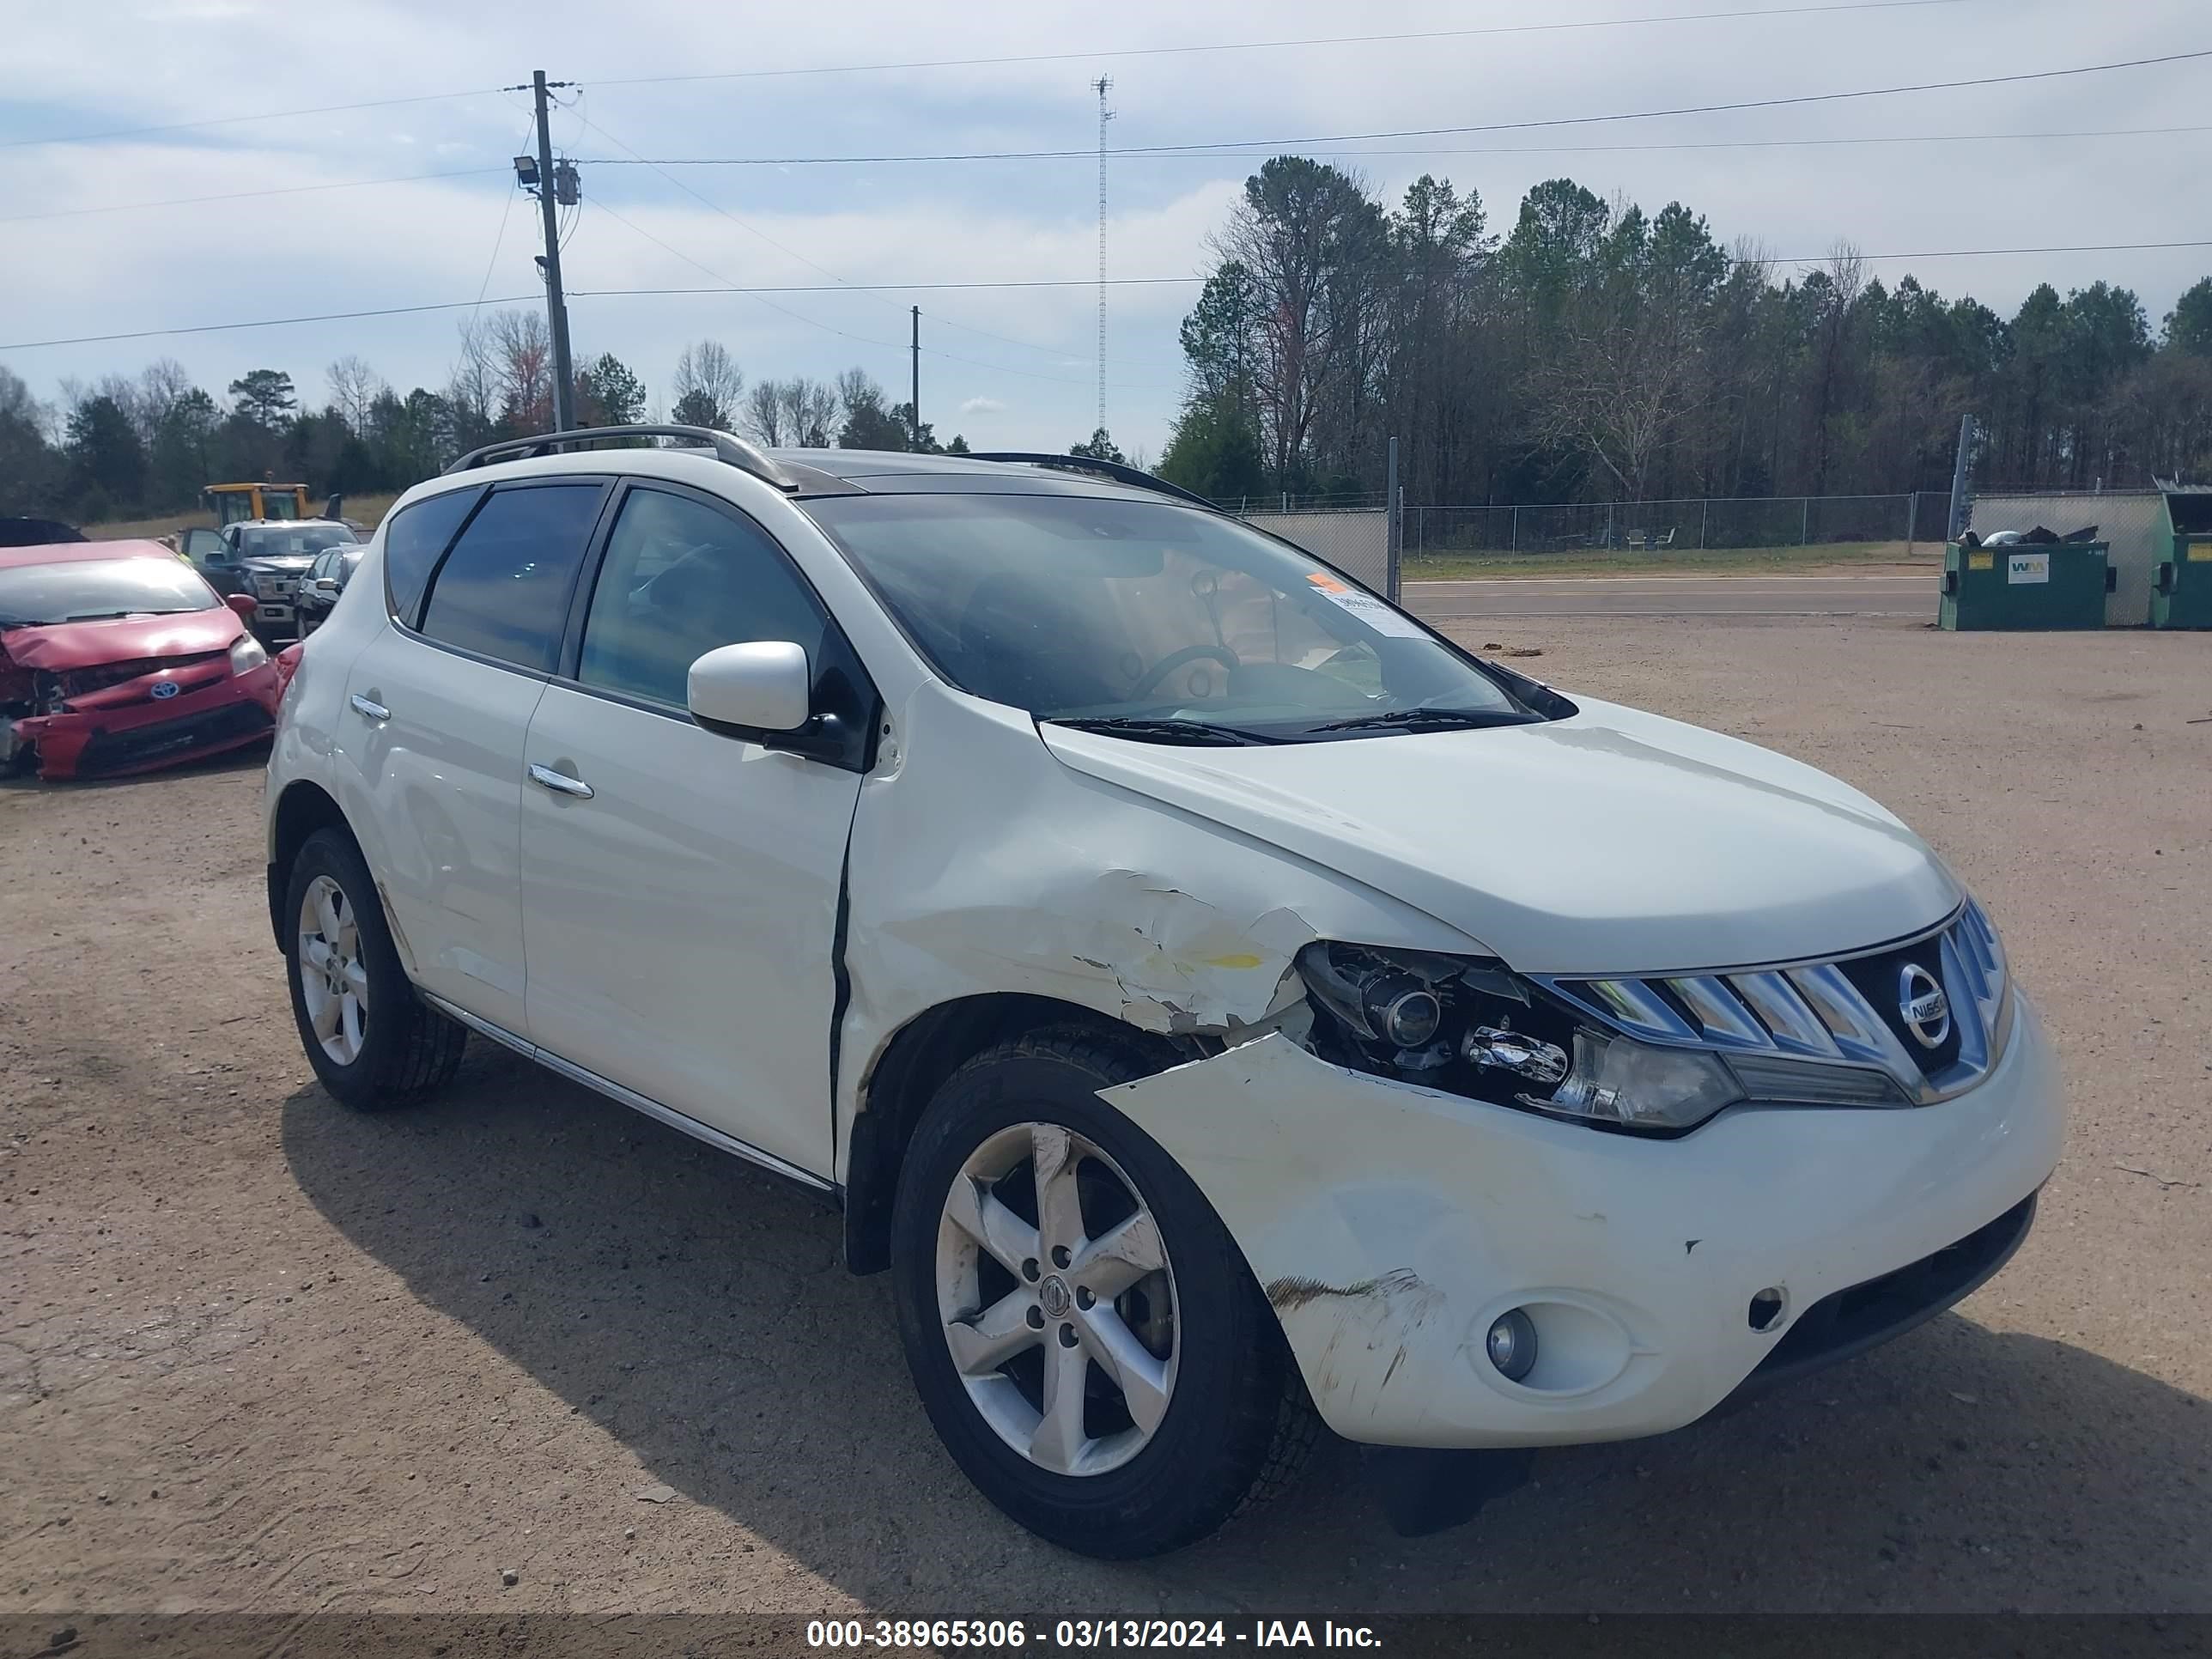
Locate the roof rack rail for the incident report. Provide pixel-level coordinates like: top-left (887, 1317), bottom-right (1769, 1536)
top-left (442, 424), bottom-right (799, 492)
top-left (966, 452), bottom-right (1218, 511)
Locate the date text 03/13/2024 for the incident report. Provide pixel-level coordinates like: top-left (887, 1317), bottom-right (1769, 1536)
top-left (805, 1620), bottom-right (1383, 1649)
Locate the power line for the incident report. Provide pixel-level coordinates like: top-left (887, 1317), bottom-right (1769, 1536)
top-left (10, 239), bottom-right (2209, 355)
top-left (468, 111), bottom-right (542, 331)
top-left (1767, 238), bottom-right (2212, 264)
top-left (568, 240), bottom-right (2212, 297)
top-left (584, 192), bottom-right (913, 355)
top-left (14, 122), bottom-right (2197, 234)
top-left (0, 88), bottom-right (502, 151)
top-left (586, 1), bottom-right (1975, 88)
top-left (578, 49), bottom-right (2212, 169)
top-left (576, 110), bottom-right (1154, 375)
top-left (0, 1), bottom-right (1965, 155)
top-left (1, 296), bottom-right (539, 352)
top-left (0, 167), bottom-right (505, 225)
top-left (573, 279), bottom-right (1203, 296)
top-left (582, 123), bottom-right (2212, 169)
top-left (582, 204), bottom-right (1180, 387)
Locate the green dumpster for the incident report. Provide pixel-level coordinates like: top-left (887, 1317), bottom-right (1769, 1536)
top-left (2154, 535), bottom-right (2212, 629)
top-left (1940, 539), bottom-right (2111, 630)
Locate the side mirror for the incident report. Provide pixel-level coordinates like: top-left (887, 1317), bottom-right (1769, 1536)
top-left (225, 593), bottom-right (258, 620)
top-left (687, 641), bottom-right (811, 735)
top-left (314, 576), bottom-right (340, 593)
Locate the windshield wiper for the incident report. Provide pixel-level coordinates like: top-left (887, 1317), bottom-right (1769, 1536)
top-left (1304, 707), bottom-right (1539, 735)
top-left (1045, 715), bottom-right (1280, 746)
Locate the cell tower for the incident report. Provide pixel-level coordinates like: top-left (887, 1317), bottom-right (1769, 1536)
top-left (1093, 75), bottom-right (1115, 440)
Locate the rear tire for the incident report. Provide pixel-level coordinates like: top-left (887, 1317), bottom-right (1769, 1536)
top-left (890, 1025), bottom-right (1316, 1558)
top-left (283, 828), bottom-right (465, 1111)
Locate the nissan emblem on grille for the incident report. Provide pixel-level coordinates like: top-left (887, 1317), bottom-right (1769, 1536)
top-left (149, 681), bottom-right (180, 700)
top-left (1898, 963), bottom-right (1951, 1048)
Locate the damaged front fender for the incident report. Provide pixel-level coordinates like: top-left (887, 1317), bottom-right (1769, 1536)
top-left (836, 683), bottom-right (1491, 1175)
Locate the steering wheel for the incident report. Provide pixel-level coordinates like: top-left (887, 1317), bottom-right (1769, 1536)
top-left (1129, 643), bottom-right (1240, 699)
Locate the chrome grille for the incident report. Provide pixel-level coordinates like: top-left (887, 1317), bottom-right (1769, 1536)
top-left (1537, 902), bottom-right (2014, 1106)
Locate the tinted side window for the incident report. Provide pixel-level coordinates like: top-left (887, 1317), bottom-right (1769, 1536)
top-left (576, 487), bottom-right (830, 708)
top-left (417, 483), bottom-right (604, 673)
top-left (384, 485), bottom-right (485, 624)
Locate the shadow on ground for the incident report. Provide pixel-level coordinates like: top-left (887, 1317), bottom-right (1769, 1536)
top-left (283, 1043), bottom-right (2211, 1613)
top-left (0, 739), bottom-right (269, 793)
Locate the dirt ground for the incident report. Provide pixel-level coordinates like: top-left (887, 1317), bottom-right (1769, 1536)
top-left (3, 613), bottom-right (2208, 1621)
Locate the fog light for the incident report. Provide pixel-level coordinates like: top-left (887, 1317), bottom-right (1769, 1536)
top-left (1485, 1308), bottom-right (1538, 1381)
top-left (1367, 981), bottom-right (1442, 1048)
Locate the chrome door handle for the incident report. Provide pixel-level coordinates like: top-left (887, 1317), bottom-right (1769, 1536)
top-left (349, 693), bottom-right (389, 722)
top-left (527, 763), bottom-right (594, 800)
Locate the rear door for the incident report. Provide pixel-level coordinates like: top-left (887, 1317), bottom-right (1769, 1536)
top-left (339, 477), bottom-right (609, 1036)
top-left (518, 480), bottom-right (874, 1176)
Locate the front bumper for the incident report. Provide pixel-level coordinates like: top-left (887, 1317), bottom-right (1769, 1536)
top-left (1101, 992), bottom-right (2063, 1449)
top-left (18, 660), bottom-right (280, 780)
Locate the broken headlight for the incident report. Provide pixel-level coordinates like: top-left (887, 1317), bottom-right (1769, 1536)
top-left (1295, 943), bottom-right (1908, 1135)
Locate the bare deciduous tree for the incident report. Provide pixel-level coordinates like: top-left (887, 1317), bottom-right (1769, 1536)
top-left (326, 355), bottom-right (387, 435)
top-left (447, 318), bottom-right (501, 451)
top-left (671, 340), bottom-right (744, 428)
top-left (488, 308), bottom-right (552, 431)
top-left (739, 380), bottom-right (786, 447)
top-left (778, 377), bottom-right (838, 447)
top-left (1526, 314), bottom-right (1711, 502)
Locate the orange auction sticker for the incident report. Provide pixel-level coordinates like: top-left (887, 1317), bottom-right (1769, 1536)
top-left (1303, 569), bottom-right (1425, 637)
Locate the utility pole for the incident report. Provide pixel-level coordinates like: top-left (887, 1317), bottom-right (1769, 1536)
top-left (1947, 412), bottom-right (1976, 541)
top-left (910, 307), bottom-right (921, 450)
top-left (1093, 76), bottom-right (1115, 442)
top-left (1385, 435), bottom-right (1401, 603)
top-left (528, 69), bottom-right (576, 432)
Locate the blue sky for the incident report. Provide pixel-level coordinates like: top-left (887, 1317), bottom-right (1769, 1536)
top-left (3, 0), bottom-right (2208, 459)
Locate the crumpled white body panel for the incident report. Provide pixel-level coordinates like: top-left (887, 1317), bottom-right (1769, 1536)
top-left (1101, 1005), bottom-right (2063, 1449)
top-left (835, 680), bottom-right (1489, 1156)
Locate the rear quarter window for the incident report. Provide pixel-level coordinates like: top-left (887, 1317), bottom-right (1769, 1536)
top-left (415, 482), bottom-right (608, 673)
top-left (382, 485), bottom-right (487, 625)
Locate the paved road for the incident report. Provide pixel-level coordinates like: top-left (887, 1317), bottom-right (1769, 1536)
top-left (1405, 570), bottom-right (1936, 620)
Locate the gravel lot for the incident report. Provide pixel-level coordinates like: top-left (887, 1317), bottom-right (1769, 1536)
top-left (3, 613), bottom-right (2208, 1619)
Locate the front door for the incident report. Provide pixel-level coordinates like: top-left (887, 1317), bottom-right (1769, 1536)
top-left (339, 477), bottom-right (608, 1036)
top-left (519, 482), bottom-right (870, 1178)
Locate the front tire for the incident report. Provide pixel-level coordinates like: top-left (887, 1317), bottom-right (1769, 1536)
top-left (283, 828), bottom-right (465, 1111)
top-left (890, 1026), bottom-right (1315, 1558)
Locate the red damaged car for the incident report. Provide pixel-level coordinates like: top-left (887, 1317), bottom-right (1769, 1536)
top-left (0, 539), bottom-right (283, 781)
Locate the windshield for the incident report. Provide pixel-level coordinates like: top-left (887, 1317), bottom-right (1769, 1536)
top-left (806, 492), bottom-right (1540, 743)
top-left (239, 525), bottom-right (356, 558)
top-left (0, 557), bottom-right (222, 625)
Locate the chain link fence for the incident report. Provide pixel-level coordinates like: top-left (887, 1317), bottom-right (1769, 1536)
top-left (1239, 508), bottom-right (1394, 595)
top-left (1967, 488), bottom-right (2167, 626)
top-left (1402, 492), bottom-right (1954, 556)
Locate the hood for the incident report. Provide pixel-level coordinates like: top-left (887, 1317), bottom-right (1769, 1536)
top-left (0, 605), bottom-right (245, 672)
top-left (1039, 695), bottom-right (1960, 977)
top-left (240, 554), bottom-right (315, 573)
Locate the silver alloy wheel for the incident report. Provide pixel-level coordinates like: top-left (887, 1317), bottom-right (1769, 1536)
top-left (297, 873), bottom-right (369, 1066)
top-left (936, 1121), bottom-right (1179, 1477)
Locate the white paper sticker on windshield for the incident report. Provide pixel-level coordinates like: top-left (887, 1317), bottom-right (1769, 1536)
top-left (1304, 571), bottom-right (1427, 638)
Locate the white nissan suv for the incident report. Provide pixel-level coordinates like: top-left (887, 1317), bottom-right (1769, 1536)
top-left (264, 427), bottom-right (2062, 1557)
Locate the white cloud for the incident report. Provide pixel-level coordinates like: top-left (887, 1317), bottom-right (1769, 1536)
top-left (4, 0), bottom-right (2209, 462)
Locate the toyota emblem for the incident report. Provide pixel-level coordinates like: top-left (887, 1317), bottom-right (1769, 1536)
top-left (1898, 963), bottom-right (1951, 1049)
top-left (149, 679), bottom-right (181, 700)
